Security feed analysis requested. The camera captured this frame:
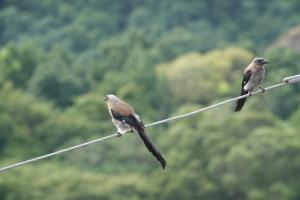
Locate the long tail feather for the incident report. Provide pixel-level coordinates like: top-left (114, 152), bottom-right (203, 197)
top-left (136, 128), bottom-right (166, 169)
top-left (235, 89), bottom-right (248, 112)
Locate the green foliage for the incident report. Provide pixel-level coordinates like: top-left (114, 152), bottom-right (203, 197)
top-left (0, 163), bottom-right (153, 200)
top-left (28, 47), bottom-right (87, 107)
top-left (155, 107), bottom-right (300, 200)
top-left (0, 42), bottom-right (43, 87)
top-left (0, 83), bottom-right (54, 156)
top-left (1, 1), bottom-right (300, 200)
top-left (265, 48), bottom-right (300, 118)
top-left (157, 47), bottom-right (253, 104)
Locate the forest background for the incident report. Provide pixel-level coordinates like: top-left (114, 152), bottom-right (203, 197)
top-left (1, 1), bottom-right (300, 199)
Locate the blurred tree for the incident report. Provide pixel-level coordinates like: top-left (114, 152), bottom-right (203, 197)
top-left (0, 42), bottom-right (43, 88)
top-left (265, 48), bottom-right (300, 118)
top-left (289, 107), bottom-right (300, 129)
top-left (0, 83), bottom-right (54, 157)
top-left (271, 25), bottom-right (300, 53)
top-left (0, 163), bottom-right (153, 200)
top-left (28, 47), bottom-right (87, 107)
top-left (1, 1), bottom-right (300, 199)
top-left (157, 47), bottom-right (253, 105)
top-left (0, 7), bottom-right (33, 44)
top-left (154, 104), bottom-right (300, 200)
top-left (33, 111), bottom-right (99, 153)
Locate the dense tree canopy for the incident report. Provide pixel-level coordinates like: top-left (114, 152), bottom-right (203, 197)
top-left (0, 0), bottom-right (300, 200)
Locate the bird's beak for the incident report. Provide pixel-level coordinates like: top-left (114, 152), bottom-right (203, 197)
top-left (263, 60), bottom-right (269, 64)
top-left (104, 96), bottom-right (108, 101)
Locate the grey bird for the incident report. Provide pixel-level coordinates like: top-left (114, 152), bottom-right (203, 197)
top-left (104, 94), bottom-right (166, 169)
top-left (235, 57), bottom-right (269, 112)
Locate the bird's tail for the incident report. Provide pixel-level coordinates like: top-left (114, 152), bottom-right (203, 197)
top-left (235, 89), bottom-right (248, 112)
top-left (136, 127), bottom-right (166, 169)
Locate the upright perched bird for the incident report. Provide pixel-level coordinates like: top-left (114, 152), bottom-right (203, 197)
top-left (235, 57), bottom-right (269, 112)
top-left (104, 94), bottom-right (166, 169)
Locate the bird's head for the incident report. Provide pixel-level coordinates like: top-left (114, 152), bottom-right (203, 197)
top-left (104, 94), bottom-right (118, 102)
top-left (253, 57), bottom-right (269, 66)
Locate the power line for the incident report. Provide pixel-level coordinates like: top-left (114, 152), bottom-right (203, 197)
top-left (0, 74), bottom-right (299, 173)
top-left (147, 74), bottom-right (299, 127)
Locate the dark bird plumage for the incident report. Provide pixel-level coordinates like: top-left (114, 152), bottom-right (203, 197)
top-left (235, 70), bottom-right (252, 112)
top-left (235, 57), bottom-right (268, 112)
top-left (105, 94), bottom-right (166, 169)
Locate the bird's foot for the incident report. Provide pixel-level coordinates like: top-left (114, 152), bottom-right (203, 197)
top-left (248, 91), bottom-right (253, 96)
top-left (259, 86), bottom-right (266, 93)
top-left (116, 132), bottom-right (123, 137)
top-left (130, 129), bottom-right (134, 134)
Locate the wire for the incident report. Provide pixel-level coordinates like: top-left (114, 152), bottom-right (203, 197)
top-left (0, 133), bottom-right (119, 173)
top-left (0, 74), bottom-right (299, 173)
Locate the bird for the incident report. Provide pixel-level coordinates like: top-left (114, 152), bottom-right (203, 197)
top-left (104, 94), bottom-right (166, 169)
top-left (235, 57), bottom-right (269, 112)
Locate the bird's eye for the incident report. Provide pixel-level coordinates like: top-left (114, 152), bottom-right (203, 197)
top-left (256, 59), bottom-right (263, 64)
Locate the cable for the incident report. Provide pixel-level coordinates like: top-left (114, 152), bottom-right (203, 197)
top-left (0, 74), bottom-right (299, 173)
top-left (0, 133), bottom-right (119, 173)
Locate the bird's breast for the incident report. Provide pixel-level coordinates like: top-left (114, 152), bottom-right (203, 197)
top-left (244, 68), bottom-right (265, 91)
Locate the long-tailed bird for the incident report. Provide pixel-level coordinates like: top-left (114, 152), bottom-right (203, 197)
top-left (235, 57), bottom-right (269, 112)
top-left (104, 94), bottom-right (166, 169)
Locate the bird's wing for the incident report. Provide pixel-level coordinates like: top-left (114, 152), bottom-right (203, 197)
top-left (242, 69), bottom-right (252, 88)
top-left (110, 101), bottom-right (135, 116)
top-left (111, 109), bottom-right (133, 123)
top-left (111, 109), bottom-right (144, 127)
top-left (235, 69), bottom-right (252, 112)
top-left (110, 101), bottom-right (165, 169)
top-left (112, 109), bottom-right (165, 168)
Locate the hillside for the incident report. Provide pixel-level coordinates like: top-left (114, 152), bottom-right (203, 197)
top-left (0, 1), bottom-right (300, 199)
